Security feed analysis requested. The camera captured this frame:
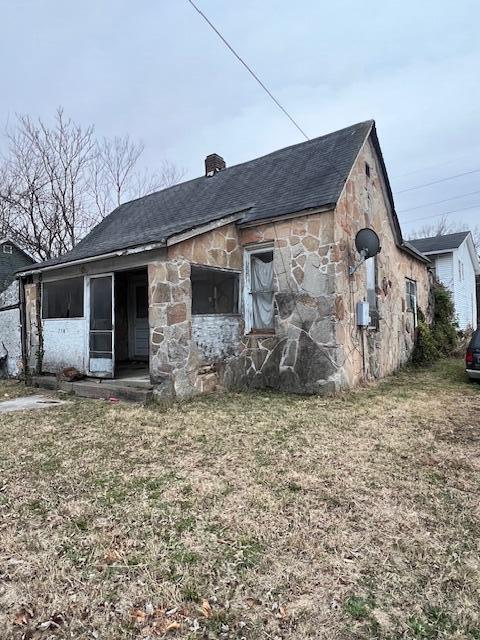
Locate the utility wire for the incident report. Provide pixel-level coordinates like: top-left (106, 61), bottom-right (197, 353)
top-left (395, 168), bottom-right (480, 194)
top-left (397, 189), bottom-right (480, 214)
top-left (186, 0), bottom-right (310, 141)
top-left (400, 203), bottom-right (480, 225)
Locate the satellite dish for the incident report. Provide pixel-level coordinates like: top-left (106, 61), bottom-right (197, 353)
top-left (349, 228), bottom-right (381, 275)
top-left (354, 228), bottom-right (381, 259)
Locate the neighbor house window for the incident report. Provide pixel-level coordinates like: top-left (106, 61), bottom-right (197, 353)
top-left (42, 277), bottom-right (84, 319)
top-left (365, 256), bottom-right (379, 328)
top-left (3, 244), bottom-right (12, 254)
top-left (244, 247), bottom-right (274, 333)
top-left (191, 266), bottom-right (239, 314)
top-left (406, 278), bottom-right (418, 328)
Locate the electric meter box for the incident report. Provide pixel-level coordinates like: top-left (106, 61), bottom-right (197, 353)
top-left (357, 301), bottom-right (370, 327)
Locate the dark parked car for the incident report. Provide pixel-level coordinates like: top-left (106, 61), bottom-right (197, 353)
top-left (466, 329), bottom-right (480, 380)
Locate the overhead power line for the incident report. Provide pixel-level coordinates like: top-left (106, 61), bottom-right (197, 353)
top-left (186, 0), bottom-right (310, 141)
top-left (396, 168), bottom-right (480, 194)
top-left (397, 189), bottom-right (480, 214)
top-left (400, 203), bottom-right (480, 225)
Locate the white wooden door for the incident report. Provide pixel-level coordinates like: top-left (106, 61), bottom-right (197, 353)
top-left (128, 278), bottom-right (149, 361)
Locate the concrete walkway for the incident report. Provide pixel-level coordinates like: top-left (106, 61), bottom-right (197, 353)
top-left (0, 394), bottom-right (67, 413)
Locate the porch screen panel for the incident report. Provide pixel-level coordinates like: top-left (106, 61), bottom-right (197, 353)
top-left (90, 276), bottom-right (113, 359)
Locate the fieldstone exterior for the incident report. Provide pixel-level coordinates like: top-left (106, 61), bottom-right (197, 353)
top-left (334, 137), bottom-right (432, 386)
top-left (224, 212), bottom-right (341, 393)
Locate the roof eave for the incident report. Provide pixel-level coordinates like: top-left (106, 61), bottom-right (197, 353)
top-left (17, 240), bottom-right (167, 276)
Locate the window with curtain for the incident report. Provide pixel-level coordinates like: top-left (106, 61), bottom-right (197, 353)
top-left (245, 248), bottom-right (274, 332)
top-left (365, 256), bottom-right (379, 329)
top-left (406, 278), bottom-right (418, 328)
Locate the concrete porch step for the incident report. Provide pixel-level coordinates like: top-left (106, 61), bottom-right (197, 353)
top-left (31, 375), bottom-right (153, 404)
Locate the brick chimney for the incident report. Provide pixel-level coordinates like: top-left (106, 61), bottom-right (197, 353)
top-left (205, 153), bottom-right (226, 176)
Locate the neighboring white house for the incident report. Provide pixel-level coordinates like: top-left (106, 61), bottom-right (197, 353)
top-left (410, 231), bottom-right (480, 330)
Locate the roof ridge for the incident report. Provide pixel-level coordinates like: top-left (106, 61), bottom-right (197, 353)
top-left (113, 119), bottom-right (375, 209)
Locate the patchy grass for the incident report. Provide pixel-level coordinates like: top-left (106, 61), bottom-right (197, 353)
top-left (0, 359), bottom-right (479, 639)
top-left (0, 378), bottom-right (33, 400)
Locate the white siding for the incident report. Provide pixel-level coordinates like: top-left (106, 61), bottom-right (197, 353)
top-left (431, 245), bottom-right (477, 330)
top-left (433, 253), bottom-right (454, 293)
top-left (452, 241), bottom-right (477, 330)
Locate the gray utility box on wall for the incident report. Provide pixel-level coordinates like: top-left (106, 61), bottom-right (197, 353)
top-left (357, 301), bottom-right (370, 327)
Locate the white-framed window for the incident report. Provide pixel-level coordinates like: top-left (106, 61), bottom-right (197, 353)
top-left (244, 245), bottom-right (274, 333)
top-left (406, 278), bottom-right (418, 328)
top-left (2, 244), bottom-right (13, 254)
top-left (365, 256), bottom-right (379, 329)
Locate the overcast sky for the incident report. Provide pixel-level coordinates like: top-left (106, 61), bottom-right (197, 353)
top-left (1, 0), bottom-right (479, 237)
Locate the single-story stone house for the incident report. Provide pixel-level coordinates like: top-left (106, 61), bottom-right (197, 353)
top-left (18, 120), bottom-right (431, 398)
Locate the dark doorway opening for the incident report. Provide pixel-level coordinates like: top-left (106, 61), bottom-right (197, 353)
top-left (114, 267), bottom-right (149, 377)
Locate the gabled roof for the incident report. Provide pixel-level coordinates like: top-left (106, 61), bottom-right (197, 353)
top-left (0, 237), bottom-right (35, 262)
top-left (26, 120), bottom-right (374, 271)
top-left (408, 231), bottom-right (470, 254)
top-left (24, 118), bottom-right (429, 273)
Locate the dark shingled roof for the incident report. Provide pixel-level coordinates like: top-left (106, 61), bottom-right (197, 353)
top-left (27, 120), bottom-right (374, 271)
top-left (408, 231), bottom-right (470, 254)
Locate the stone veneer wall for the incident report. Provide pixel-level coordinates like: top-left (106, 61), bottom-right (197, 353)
top-left (148, 214), bottom-right (347, 396)
top-left (334, 137), bottom-right (431, 386)
top-left (224, 211), bottom-right (344, 393)
top-left (148, 223), bottom-right (245, 397)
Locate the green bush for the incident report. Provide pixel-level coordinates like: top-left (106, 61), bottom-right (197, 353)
top-left (411, 282), bottom-right (458, 366)
top-left (432, 283), bottom-right (458, 356)
top-left (411, 319), bottom-right (439, 365)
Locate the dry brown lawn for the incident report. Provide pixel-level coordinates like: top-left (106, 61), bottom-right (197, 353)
top-left (0, 360), bottom-right (479, 640)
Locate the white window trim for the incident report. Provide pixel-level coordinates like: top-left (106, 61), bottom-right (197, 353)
top-left (2, 244), bottom-right (13, 254)
top-left (243, 244), bottom-right (274, 334)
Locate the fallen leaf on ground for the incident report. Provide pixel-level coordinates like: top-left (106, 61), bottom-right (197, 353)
top-left (200, 599), bottom-right (213, 618)
top-left (104, 549), bottom-right (122, 564)
top-left (131, 608), bottom-right (146, 623)
top-left (13, 608), bottom-right (33, 626)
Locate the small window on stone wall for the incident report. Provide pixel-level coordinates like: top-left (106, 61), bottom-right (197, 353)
top-left (42, 277), bottom-right (84, 319)
top-left (191, 266), bottom-right (239, 314)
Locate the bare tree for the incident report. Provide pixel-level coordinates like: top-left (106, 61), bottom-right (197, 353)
top-left (0, 108), bottom-right (184, 260)
top-left (130, 160), bottom-right (186, 199)
top-left (97, 135), bottom-right (144, 208)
